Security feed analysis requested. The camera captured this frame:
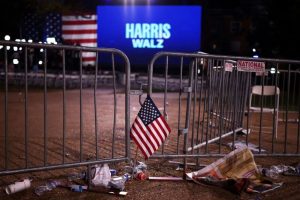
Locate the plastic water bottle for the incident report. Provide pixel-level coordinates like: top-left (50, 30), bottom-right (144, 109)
top-left (5, 179), bottom-right (31, 195)
top-left (260, 167), bottom-right (279, 179)
top-left (34, 180), bottom-right (61, 196)
top-left (68, 171), bottom-right (86, 181)
top-left (70, 184), bottom-right (88, 192)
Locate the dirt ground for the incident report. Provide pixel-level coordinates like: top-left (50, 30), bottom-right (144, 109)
top-left (0, 88), bottom-right (300, 200)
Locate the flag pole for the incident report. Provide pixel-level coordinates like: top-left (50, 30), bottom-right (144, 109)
top-left (134, 144), bottom-right (139, 164)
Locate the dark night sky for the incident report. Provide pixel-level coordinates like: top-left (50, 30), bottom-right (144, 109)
top-left (0, 0), bottom-right (300, 59)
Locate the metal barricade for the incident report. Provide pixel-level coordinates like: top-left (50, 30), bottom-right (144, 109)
top-left (0, 41), bottom-right (131, 175)
top-left (147, 52), bottom-right (300, 163)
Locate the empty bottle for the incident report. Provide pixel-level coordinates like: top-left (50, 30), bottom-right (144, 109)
top-left (259, 166), bottom-right (279, 179)
top-left (70, 184), bottom-right (88, 192)
top-left (34, 180), bottom-right (61, 196)
top-left (68, 171), bottom-right (86, 181)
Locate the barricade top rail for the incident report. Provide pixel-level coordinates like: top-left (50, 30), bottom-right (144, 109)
top-left (0, 40), bottom-right (130, 61)
top-left (149, 51), bottom-right (300, 65)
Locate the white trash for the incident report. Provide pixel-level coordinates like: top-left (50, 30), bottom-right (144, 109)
top-left (5, 179), bottom-right (31, 195)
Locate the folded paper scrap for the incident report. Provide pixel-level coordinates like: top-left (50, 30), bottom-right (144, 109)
top-left (227, 141), bottom-right (266, 153)
top-left (186, 146), bottom-right (283, 194)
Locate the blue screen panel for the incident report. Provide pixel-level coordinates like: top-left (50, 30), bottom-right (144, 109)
top-left (97, 5), bottom-right (202, 67)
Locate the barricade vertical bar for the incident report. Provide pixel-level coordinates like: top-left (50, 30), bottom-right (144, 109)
top-left (224, 70), bottom-right (232, 131)
top-left (4, 47), bottom-right (8, 169)
top-left (258, 75), bottom-right (265, 153)
top-left (216, 60), bottom-right (223, 138)
top-left (44, 49), bottom-right (48, 166)
top-left (183, 62), bottom-right (193, 176)
top-left (244, 73), bottom-right (251, 130)
top-left (230, 70), bottom-right (236, 130)
top-left (297, 86), bottom-right (300, 153)
top-left (148, 60), bottom-right (153, 96)
top-left (208, 61), bottom-right (214, 140)
top-left (284, 65), bottom-right (291, 153)
top-left (216, 60), bottom-right (223, 137)
top-left (231, 68), bottom-right (238, 149)
top-left (195, 61), bottom-right (200, 165)
top-left (200, 75), bottom-right (207, 144)
top-left (94, 52), bottom-right (99, 160)
top-left (191, 59), bottom-right (198, 154)
top-left (24, 47), bottom-right (28, 168)
top-left (210, 60), bottom-right (217, 139)
top-left (246, 72), bottom-right (251, 145)
top-left (281, 71), bottom-right (286, 111)
top-left (218, 60), bottom-right (225, 153)
top-left (238, 72), bottom-right (247, 127)
top-left (196, 60), bottom-right (204, 150)
top-left (272, 63), bottom-right (279, 153)
top-left (112, 53), bottom-right (117, 158)
top-left (205, 59), bottom-right (212, 153)
top-left (124, 51), bottom-right (131, 160)
top-left (292, 71), bottom-right (297, 107)
top-left (177, 57), bottom-right (183, 154)
top-left (62, 49), bottom-right (66, 164)
top-left (162, 56), bottom-right (169, 154)
top-left (79, 50), bottom-right (83, 162)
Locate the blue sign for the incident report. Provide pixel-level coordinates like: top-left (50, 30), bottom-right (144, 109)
top-left (97, 5), bottom-right (202, 67)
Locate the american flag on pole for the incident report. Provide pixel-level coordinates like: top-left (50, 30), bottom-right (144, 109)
top-left (130, 96), bottom-right (171, 159)
top-left (62, 14), bottom-right (97, 66)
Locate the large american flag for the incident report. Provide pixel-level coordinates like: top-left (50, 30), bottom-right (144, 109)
top-left (23, 13), bottom-right (97, 66)
top-left (43, 12), bottom-right (62, 43)
top-left (130, 96), bottom-right (171, 159)
top-left (23, 13), bottom-right (41, 42)
top-left (62, 15), bottom-right (97, 66)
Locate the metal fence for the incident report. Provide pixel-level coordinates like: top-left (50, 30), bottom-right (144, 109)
top-left (0, 41), bottom-right (131, 175)
top-left (1, 42), bottom-right (300, 176)
top-left (147, 52), bottom-right (300, 163)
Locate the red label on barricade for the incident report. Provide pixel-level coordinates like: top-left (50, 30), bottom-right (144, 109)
top-left (237, 60), bottom-right (265, 72)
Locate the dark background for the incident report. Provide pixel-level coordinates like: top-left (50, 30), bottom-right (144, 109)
top-left (0, 0), bottom-right (300, 60)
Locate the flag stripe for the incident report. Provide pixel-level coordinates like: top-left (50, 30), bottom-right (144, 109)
top-left (62, 33), bottom-right (97, 40)
top-left (131, 120), bottom-right (151, 156)
top-left (83, 61), bottom-right (96, 66)
top-left (143, 125), bottom-right (161, 149)
top-left (132, 123), bottom-right (153, 155)
top-left (79, 43), bottom-right (97, 47)
top-left (63, 20), bottom-right (97, 25)
top-left (82, 52), bottom-right (97, 58)
top-left (136, 118), bottom-right (159, 150)
top-left (64, 39), bottom-right (97, 43)
top-left (152, 120), bottom-right (167, 140)
top-left (130, 129), bottom-right (150, 158)
top-left (62, 24), bottom-right (97, 30)
top-left (155, 118), bottom-right (169, 139)
top-left (147, 124), bottom-right (163, 146)
top-left (63, 29), bottom-right (97, 34)
top-left (83, 57), bottom-right (97, 62)
top-left (62, 15), bottom-right (97, 21)
top-left (157, 117), bottom-right (171, 134)
top-left (131, 126), bottom-right (153, 156)
top-left (134, 120), bottom-right (156, 153)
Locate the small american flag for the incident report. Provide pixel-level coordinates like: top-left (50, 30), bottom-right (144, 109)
top-left (130, 96), bottom-right (171, 159)
top-left (62, 15), bottom-right (97, 66)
